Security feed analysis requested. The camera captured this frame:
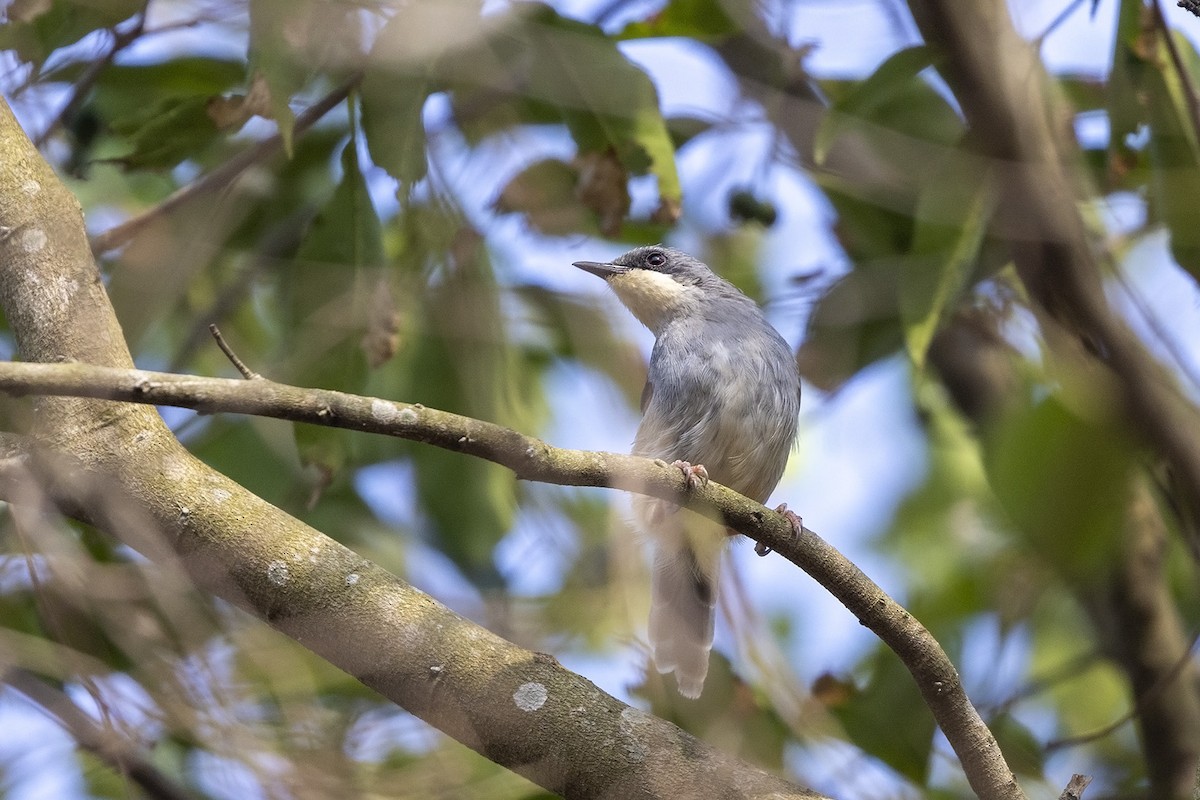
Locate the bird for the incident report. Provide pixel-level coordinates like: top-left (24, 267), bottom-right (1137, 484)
top-left (572, 246), bottom-right (801, 698)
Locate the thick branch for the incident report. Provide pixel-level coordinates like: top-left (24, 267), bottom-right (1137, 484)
top-left (0, 358), bottom-right (1023, 800)
top-left (0, 95), bottom-right (820, 800)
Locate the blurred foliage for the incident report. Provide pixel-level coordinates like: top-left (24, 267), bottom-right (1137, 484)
top-left (3, 0), bottom-right (1200, 798)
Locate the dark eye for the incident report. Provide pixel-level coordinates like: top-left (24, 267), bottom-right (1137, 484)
top-left (646, 251), bottom-right (666, 268)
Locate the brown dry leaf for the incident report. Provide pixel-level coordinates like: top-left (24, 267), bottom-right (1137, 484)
top-left (810, 672), bottom-right (854, 707)
top-left (651, 196), bottom-right (682, 225)
top-left (361, 275), bottom-right (402, 368)
top-left (206, 73), bottom-right (276, 130)
top-left (574, 149), bottom-right (629, 237)
top-left (493, 159), bottom-right (589, 236)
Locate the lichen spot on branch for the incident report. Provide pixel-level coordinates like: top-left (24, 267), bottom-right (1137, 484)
top-left (513, 682), bottom-right (547, 711)
top-left (266, 560), bottom-right (290, 586)
top-left (20, 228), bottom-right (47, 253)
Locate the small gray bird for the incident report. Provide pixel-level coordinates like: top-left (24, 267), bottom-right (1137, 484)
top-left (573, 246), bottom-right (801, 698)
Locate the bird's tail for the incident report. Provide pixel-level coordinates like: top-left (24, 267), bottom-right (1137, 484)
top-left (648, 536), bottom-right (722, 699)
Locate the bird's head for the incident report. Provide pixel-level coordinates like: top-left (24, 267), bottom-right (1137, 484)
top-left (572, 246), bottom-right (721, 333)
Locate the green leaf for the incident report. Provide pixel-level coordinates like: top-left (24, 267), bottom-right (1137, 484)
top-left (798, 180), bottom-right (911, 390)
top-left (82, 58), bottom-right (247, 121)
top-left (248, 0), bottom-right (303, 152)
top-left (1144, 36), bottom-right (1200, 280)
top-left (815, 46), bottom-right (961, 165)
top-left (447, 4), bottom-right (682, 216)
top-left (0, 0), bottom-right (141, 68)
top-left (1109, 0), bottom-right (1200, 278)
top-left (901, 166), bottom-right (995, 368)
top-left (989, 713), bottom-right (1046, 779)
top-left (830, 648), bottom-right (936, 784)
top-left (617, 0), bottom-right (740, 41)
top-left (294, 141), bottom-right (385, 271)
top-left (286, 140), bottom-right (385, 476)
top-left (361, 11), bottom-right (434, 185)
top-left (986, 396), bottom-right (1134, 583)
top-left (531, 7), bottom-right (682, 206)
top-left (361, 72), bottom-right (429, 185)
top-left (401, 245), bottom-right (521, 585)
top-left (106, 96), bottom-right (221, 170)
top-left (796, 258), bottom-right (904, 392)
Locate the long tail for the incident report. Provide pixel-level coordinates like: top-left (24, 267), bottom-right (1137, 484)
top-left (648, 540), bottom-right (721, 699)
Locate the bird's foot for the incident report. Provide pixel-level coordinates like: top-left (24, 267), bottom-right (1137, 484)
top-left (671, 460), bottom-right (709, 491)
top-left (756, 503), bottom-right (803, 557)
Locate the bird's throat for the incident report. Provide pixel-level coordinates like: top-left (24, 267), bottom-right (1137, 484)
top-left (607, 270), bottom-right (696, 333)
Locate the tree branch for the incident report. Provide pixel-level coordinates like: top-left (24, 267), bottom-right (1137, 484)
top-left (907, 0), bottom-right (1200, 544)
top-left (3, 668), bottom-right (198, 800)
top-left (0, 57), bottom-right (1026, 794)
top-left (0, 94), bottom-right (823, 800)
top-left (0, 357), bottom-right (1026, 800)
top-left (909, 1), bottom-right (1200, 794)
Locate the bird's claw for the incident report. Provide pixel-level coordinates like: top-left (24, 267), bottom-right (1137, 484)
top-left (671, 460), bottom-right (709, 491)
top-left (756, 503), bottom-right (803, 557)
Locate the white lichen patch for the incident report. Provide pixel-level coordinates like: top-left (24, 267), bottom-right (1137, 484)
top-left (161, 456), bottom-right (189, 482)
top-left (208, 488), bottom-right (232, 503)
top-left (618, 707), bottom-right (650, 762)
top-left (266, 560), bottom-right (290, 586)
top-left (20, 229), bottom-right (47, 253)
top-left (21, 180), bottom-right (39, 196)
top-left (370, 398), bottom-right (400, 423)
top-left (513, 682), bottom-right (548, 712)
top-left (345, 572), bottom-right (361, 586)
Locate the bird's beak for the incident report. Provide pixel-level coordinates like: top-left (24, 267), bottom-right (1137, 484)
top-left (573, 260), bottom-right (628, 279)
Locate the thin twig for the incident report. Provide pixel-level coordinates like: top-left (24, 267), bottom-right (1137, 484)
top-left (1046, 629), bottom-right (1200, 751)
top-left (90, 72), bottom-right (361, 254)
top-left (3, 669), bottom-right (198, 800)
top-left (1114, 266), bottom-right (1200, 394)
top-left (34, 7), bottom-right (147, 148)
top-left (1034, 0), bottom-right (1088, 48)
top-left (1179, 1), bottom-right (1200, 20)
top-left (1057, 774), bottom-right (1092, 800)
top-left (208, 324), bottom-right (260, 380)
top-left (1154, 0), bottom-right (1200, 139)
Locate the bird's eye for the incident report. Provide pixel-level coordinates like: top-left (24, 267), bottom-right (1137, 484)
top-left (646, 251), bottom-right (666, 268)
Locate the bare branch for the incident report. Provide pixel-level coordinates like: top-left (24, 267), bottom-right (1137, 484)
top-left (33, 7), bottom-right (147, 148)
top-left (0, 358), bottom-right (1024, 800)
top-left (3, 668), bottom-right (198, 800)
top-left (0, 93), bottom-right (823, 800)
top-left (208, 324), bottom-right (260, 379)
top-left (1058, 773), bottom-right (1092, 800)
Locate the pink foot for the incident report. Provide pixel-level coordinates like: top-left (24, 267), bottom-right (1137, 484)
top-left (671, 460), bottom-right (709, 491)
top-left (756, 503), bottom-right (803, 557)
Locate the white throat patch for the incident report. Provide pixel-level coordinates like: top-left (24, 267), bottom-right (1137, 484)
top-left (607, 270), bottom-right (696, 333)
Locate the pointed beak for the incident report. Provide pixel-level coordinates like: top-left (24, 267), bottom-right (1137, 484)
top-left (572, 260), bottom-right (627, 279)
